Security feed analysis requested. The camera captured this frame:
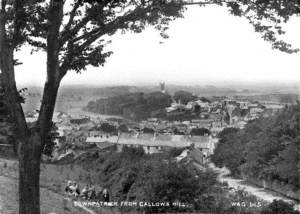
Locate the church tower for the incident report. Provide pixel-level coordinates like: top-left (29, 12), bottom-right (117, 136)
top-left (160, 82), bottom-right (165, 94)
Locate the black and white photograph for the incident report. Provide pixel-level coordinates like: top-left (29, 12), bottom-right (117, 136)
top-left (0, 0), bottom-right (299, 213)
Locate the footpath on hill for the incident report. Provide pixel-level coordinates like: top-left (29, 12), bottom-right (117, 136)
top-left (207, 162), bottom-right (300, 211)
top-left (0, 158), bottom-right (98, 214)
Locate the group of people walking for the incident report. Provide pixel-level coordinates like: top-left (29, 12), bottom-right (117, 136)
top-left (65, 180), bottom-right (109, 202)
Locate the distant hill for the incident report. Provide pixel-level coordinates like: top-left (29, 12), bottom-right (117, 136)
top-left (231, 93), bottom-right (299, 104)
top-left (21, 85), bottom-right (144, 112)
top-left (20, 84), bottom-right (299, 113)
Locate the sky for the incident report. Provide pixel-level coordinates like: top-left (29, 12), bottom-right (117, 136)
top-left (15, 5), bottom-right (300, 87)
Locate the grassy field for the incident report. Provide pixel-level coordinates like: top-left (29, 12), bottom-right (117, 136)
top-left (0, 158), bottom-right (95, 214)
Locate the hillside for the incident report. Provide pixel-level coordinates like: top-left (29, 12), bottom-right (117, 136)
top-left (212, 104), bottom-right (300, 197)
top-left (21, 85), bottom-right (144, 112)
top-left (0, 158), bottom-right (87, 214)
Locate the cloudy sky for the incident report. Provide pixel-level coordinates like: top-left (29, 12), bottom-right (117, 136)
top-left (15, 5), bottom-right (300, 87)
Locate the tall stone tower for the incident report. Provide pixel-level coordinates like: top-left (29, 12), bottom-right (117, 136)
top-left (160, 82), bottom-right (165, 94)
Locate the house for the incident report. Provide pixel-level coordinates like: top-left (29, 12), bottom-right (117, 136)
top-left (65, 131), bottom-right (89, 144)
top-left (70, 116), bottom-right (90, 125)
top-left (195, 100), bottom-right (210, 112)
top-left (263, 103), bottom-right (285, 111)
top-left (86, 135), bottom-right (166, 154)
top-left (235, 120), bottom-right (247, 129)
top-left (166, 109), bottom-right (186, 117)
top-left (88, 126), bottom-right (110, 137)
top-left (249, 107), bottom-right (264, 115)
top-left (147, 118), bottom-right (159, 123)
top-left (237, 101), bottom-right (249, 110)
top-left (210, 126), bottom-right (224, 136)
top-left (185, 101), bottom-right (196, 110)
top-left (86, 132), bottom-right (217, 156)
top-left (191, 119), bottom-right (213, 129)
top-left (188, 135), bottom-right (215, 156)
top-left (166, 101), bottom-right (186, 113)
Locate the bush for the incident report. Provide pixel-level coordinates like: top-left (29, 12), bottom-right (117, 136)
top-left (260, 200), bottom-right (300, 214)
top-left (121, 146), bottom-right (145, 159)
top-left (211, 105), bottom-right (300, 188)
top-left (100, 123), bottom-right (117, 133)
top-left (190, 128), bottom-right (211, 136)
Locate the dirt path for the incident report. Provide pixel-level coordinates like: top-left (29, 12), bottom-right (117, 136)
top-left (208, 163), bottom-right (300, 211)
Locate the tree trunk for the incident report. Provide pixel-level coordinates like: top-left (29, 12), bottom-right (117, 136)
top-left (1, 9), bottom-right (40, 214)
top-left (1, 2), bottom-right (65, 214)
top-left (18, 132), bottom-right (42, 214)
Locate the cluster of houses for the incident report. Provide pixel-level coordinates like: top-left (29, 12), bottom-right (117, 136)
top-left (164, 97), bottom-right (286, 130)
top-left (23, 95), bottom-right (286, 164)
top-left (24, 110), bottom-right (218, 163)
top-left (85, 132), bottom-right (217, 157)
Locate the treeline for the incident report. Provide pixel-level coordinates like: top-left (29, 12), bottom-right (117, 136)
top-left (212, 104), bottom-right (300, 191)
top-left (84, 90), bottom-right (213, 120)
top-left (84, 92), bottom-right (172, 120)
top-left (232, 93), bottom-right (299, 104)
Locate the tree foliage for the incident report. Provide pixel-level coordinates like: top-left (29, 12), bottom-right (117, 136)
top-left (212, 104), bottom-right (300, 189)
top-left (118, 124), bottom-right (129, 132)
top-left (85, 91), bottom-right (172, 120)
top-left (142, 127), bottom-right (155, 133)
top-left (77, 147), bottom-right (278, 214)
top-left (78, 148), bottom-right (222, 213)
top-left (23, 0), bottom-right (186, 73)
top-left (190, 127), bottom-right (211, 136)
top-left (100, 122), bottom-right (117, 133)
top-left (226, 0), bottom-right (300, 53)
top-left (173, 90), bottom-right (195, 104)
top-left (0, 74), bottom-right (17, 153)
top-left (261, 200), bottom-right (300, 214)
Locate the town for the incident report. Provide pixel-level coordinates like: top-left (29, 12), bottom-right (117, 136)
top-left (1, 0), bottom-right (300, 212)
top-left (23, 83), bottom-right (287, 166)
